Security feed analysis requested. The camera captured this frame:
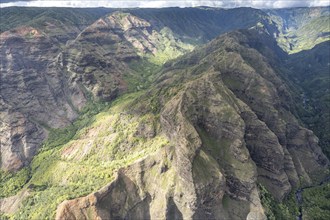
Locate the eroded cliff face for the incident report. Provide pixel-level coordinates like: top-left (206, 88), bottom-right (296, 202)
top-left (266, 7), bottom-right (330, 53)
top-left (0, 26), bottom-right (87, 171)
top-left (56, 73), bottom-right (266, 220)
top-left (0, 12), bottom-right (192, 172)
top-left (55, 30), bottom-right (328, 219)
top-left (64, 12), bottom-right (193, 100)
top-left (1, 7), bottom-right (329, 219)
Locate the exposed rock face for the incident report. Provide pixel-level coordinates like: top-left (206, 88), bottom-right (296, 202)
top-left (212, 31), bottom-right (329, 190)
top-left (2, 7), bottom-right (327, 174)
top-left (65, 12), bottom-right (193, 100)
top-left (0, 12), bottom-right (191, 171)
top-left (167, 29), bottom-right (329, 196)
top-left (266, 7), bottom-right (330, 52)
top-left (0, 189), bottom-right (30, 214)
top-left (1, 7), bottom-right (329, 220)
top-left (0, 26), bottom-right (87, 171)
top-left (55, 30), bottom-right (328, 219)
top-left (130, 7), bottom-right (276, 44)
top-left (160, 73), bottom-right (265, 219)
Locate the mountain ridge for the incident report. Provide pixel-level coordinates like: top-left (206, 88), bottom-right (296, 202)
top-left (54, 28), bottom-right (329, 220)
top-left (0, 6), bottom-right (329, 220)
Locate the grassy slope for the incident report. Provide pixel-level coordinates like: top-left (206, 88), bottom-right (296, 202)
top-left (1, 6), bottom-right (329, 220)
top-left (292, 16), bottom-right (330, 53)
top-left (266, 7), bottom-right (330, 53)
top-left (0, 11), bottom-right (191, 215)
top-left (0, 93), bottom-right (169, 219)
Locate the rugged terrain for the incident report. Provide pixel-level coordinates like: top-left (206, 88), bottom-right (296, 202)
top-left (54, 28), bottom-right (329, 220)
top-left (0, 6), bottom-right (329, 220)
top-left (0, 10), bottom-right (192, 172)
top-left (266, 7), bottom-right (330, 52)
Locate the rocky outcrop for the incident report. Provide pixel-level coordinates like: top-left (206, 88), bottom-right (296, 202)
top-left (213, 31), bottom-right (329, 190)
top-left (54, 71), bottom-right (267, 220)
top-left (0, 26), bottom-right (87, 171)
top-left (55, 29), bottom-right (328, 220)
top-left (0, 189), bottom-right (30, 214)
top-left (266, 7), bottom-right (330, 52)
top-left (65, 12), bottom-right (193, 100)
top-left (0, 12), bottom-right (192, 172)
top-left (1, 7), bottom-right (329, 219)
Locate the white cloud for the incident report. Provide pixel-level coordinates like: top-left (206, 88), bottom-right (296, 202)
top-left (309, 0), bottom-right (330, 7)
top-left (0, 0), bottom-right (329, 8)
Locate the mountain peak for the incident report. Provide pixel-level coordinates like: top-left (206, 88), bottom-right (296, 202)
top-left (89, 12), bottom-right (151, 31)
top-left (108, 12), bottom-right (151, 30)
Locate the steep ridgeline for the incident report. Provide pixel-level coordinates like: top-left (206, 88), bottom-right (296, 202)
top-left (0, 7), bottom-right (114, 33)
top-left (266, 7), bottom-right (330, 53)
top-left (0, 11), bottom-right (192, 171)
top-left (0, 6), bottom-right (329, 219)
top-left (55, 29), bottom-right (329, 220)
top-left (0, 7), bottom-right (115, 172)
top-left (0, 7), bottom-right (275, 44)
top-left (126, 6), bottom-right (330, 53)
top-left (128, 7), bottom-right (277, 44)
top-left (0, 7), bottom-right (280, 172)
top-left (64, 12), bottom-right (193, 101)
top-left (0, 25), bottom-right (87, 171)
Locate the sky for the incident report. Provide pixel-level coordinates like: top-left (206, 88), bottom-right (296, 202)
top-left (0, 0), bottom-right (329, 8)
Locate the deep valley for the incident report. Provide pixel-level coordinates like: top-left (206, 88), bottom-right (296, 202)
top-left (0, 6), bottom-right (329, 220)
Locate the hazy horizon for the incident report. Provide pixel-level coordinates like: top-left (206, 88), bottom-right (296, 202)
top-left (1, 0), bottom-right (329, 9)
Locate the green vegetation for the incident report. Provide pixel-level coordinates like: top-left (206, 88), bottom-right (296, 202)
top-left (40, 101), bottom-right (108, 151)
top-left (17, 185), bottom-right (97, 219)
top-left (0, 213), bottom-right (10, 220)
top-left (258, 183), bottom-right (298, 220)
top-left (197, 125), bottom-right (256, 181)
top-left (1, 6), bottom-right (329, 220)
top-left (1, 93), bottom-right (169, 219)
top-left (0, 7), bottom-right (113, 33)
top-left (0, 168), bottom-right (31, 198)
top-left (125, 59), bottom-right (162, 92)
top-left (130, 7), bottom-right (269, 44)
top-left (290, 16), bottom-right (330, 53)
top-left (286, 41), bottom-right (330, 158)
top-left (146, 27), bottom-right (194, 65)
top-left (302, 183), bottom-right (330, 220)
top-left (267, 7), bottom-right (330, 53)
top-left (192, 151), bottom-right (216, 181)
